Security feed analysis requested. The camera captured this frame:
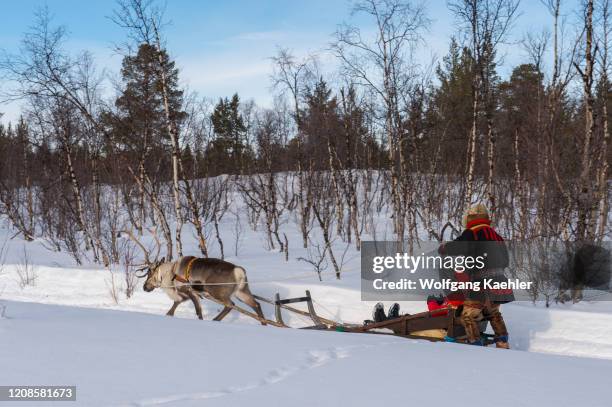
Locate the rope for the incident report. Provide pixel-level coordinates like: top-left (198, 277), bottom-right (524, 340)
top-left (312, 298), bottom-right (345, 324)
top-left (156, 267), bottom-right (360, 289)
top-left (287, 308), bottom-right (317, 326)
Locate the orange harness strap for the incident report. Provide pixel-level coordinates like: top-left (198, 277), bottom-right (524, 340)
top-left (174, 257), bottom-right (198, 283)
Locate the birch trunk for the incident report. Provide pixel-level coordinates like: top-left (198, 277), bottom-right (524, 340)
top-left (597, 0), bottom-right (611, 241)
top-left (137, 159), bottom-right (146, 234)
top-left (465, 88), bottom-right (479, 211)
top-left (486, 117), bottom-right (496, 213)
top-left (20, 129), bottom-right (35, 238)
top-left (178, 160), bottom-right (209, 257)
top-left (153, 29), bottom-right (183, 257)
top-left (577, 0), bottom-right (597, 241)
top-left (340, 89), bottom-right (361, 250)
top-left (91, 156), bottom-right (109, 266)
top-left (63, 141), bottom-right (95, 257)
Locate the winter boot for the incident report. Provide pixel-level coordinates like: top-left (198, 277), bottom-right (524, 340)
top-left (373, 302), bottom-right (386, 323)
top-left (494, 335), bottom-right (510, 349)
top-left (387, 303), bottom-right (400, 319)
top-left (461, 302), bottom-right (484, 344)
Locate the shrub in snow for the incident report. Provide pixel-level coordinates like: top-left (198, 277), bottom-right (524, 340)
top-left (16, 247), bottom-right (37, 289)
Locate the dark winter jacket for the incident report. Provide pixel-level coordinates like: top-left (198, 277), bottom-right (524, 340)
top-left (439, 218), bottom-right (514, 304)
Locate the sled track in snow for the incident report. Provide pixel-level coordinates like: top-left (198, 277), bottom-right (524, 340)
top-left (126, 342), bottom-right (391, 407)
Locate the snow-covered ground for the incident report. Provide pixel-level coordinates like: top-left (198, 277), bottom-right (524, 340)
top-left (2, 300), bottom-right (612, 407)
top-left (1, 197), bottom-right (612, 406)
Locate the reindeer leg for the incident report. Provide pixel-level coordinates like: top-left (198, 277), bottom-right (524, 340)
top-left (167, 290), bottom-right (191, 317)
top-left (166, 299), bottom-right (187, 317)
top-left (235, 290), bottom-right (267, 326)
top-left (251, 301), bottom-right (266, 326)
top-left (186, 290), bottom-right (204, 320)
top-left (213, 300), bottom-right (234, 321)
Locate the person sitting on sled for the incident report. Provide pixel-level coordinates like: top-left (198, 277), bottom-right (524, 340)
top-left (439, 203), bottom-right (514, 348)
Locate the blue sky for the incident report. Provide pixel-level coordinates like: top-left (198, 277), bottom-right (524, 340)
top-left (0, 0), bottom-right (580, 124)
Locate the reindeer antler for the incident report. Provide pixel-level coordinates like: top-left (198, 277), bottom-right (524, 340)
top-left (120, 229), bottom-right (152, 265)
top-left (147, 227), bottom-right (161, 263)
top-left (120, 227), bottom-right (162, 277)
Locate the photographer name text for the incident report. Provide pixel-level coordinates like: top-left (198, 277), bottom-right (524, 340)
top-left (372, 278), bottom-right (533, 291)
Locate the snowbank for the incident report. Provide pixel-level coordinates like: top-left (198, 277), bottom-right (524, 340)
top-left (1, 300), bottom-right (611, 407)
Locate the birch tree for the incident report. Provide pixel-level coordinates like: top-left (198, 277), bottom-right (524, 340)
top-left (448, 0), bottom-right (520, 213)
top-left (332, 0), bottom-right (428, 243)
top-left (112, 0), bottom-right (209, 257)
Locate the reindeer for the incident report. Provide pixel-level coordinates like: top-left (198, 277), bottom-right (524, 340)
top-left (122, 229), bottom-right (267, 325)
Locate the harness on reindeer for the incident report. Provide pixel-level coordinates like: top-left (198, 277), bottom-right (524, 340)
top-left (173, 257), bottom-right (198, 284)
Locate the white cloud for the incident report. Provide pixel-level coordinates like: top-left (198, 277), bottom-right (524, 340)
top-left (230, 30), bottom-right (287, 42)
top-left (174, 29), bottom-right (333, 106)
top-left (0, 100), bottom-right (25, 125)
top-left (178, 55), bottom-right (274, 105)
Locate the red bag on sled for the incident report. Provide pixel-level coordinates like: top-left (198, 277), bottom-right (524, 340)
top-left (427, 293), bottom-right (464, 316)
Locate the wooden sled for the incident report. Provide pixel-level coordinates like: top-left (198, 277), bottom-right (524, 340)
top-left (340, 307), bottom-right (494, 345)
top-left (254, 291), bottom-right (336, 329)
top-left (197, 292), bottom-right (284, 327)
top-left (199, 290), bottom-right (332, 328)
top-left (211, 290), bottom-right (493, 345)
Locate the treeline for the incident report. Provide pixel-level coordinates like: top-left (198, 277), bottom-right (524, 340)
top-left (0, 0), bottom-right (610, 270)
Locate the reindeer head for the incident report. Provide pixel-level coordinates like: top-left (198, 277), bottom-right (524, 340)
top-left (121, 227), bottom-right (166, 292)
top-left (140, 258), bottom-right (166, 292)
